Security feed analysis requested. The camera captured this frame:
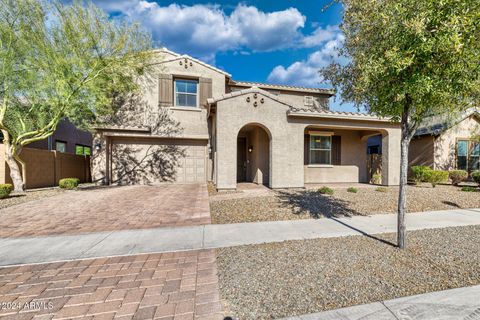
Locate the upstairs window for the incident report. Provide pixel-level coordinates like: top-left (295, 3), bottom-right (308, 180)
top-left (75, 145), bottom-right (91, 156)
top-left (175, 79), bottom-right (198, 107)
top-left (56, 141), bottom-right (66, 153)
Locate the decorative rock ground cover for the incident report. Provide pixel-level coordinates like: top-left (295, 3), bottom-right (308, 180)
top-left (216, 225), bottom-right (480, 320)
top-left (211, 185), bottom-right (480, 224)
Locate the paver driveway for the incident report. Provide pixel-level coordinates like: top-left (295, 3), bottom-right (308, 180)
top-left (0, 184), bottom-right (211, 239)
top-left (0, 249), bottom-right (223, 320)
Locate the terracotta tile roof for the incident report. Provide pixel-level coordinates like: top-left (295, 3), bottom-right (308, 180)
top-left (287, 108), bottom-right (394, 122)
top-left (229, 80), bottom-right (335, 95)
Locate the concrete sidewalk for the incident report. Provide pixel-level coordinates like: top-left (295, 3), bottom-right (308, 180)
top-left (280, 285), bottom-right (480, 320)
top-left (0, 208), bottom-right (479, 266)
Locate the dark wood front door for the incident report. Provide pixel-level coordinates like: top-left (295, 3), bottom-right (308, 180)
top-left (237, 137), bottom-right (247, 182)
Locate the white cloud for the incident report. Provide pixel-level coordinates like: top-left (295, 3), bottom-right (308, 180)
top-left (98, 1), bottom-right (307, 62)
top-left (267, 32), bottom-right (345, 87)
top-left (301, 25), bottom-right (340, 47)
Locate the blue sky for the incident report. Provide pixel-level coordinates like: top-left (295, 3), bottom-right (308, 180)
top-left (94, 0), bottom-right (355, 111)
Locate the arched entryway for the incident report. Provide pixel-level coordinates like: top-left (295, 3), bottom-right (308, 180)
top-left (237, 123), bottom-right (271, 186)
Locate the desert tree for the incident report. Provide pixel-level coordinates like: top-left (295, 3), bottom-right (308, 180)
top-left (321, 0), bottom-right (480, 248)
top-left (0, 0), bottom-right (153, 192)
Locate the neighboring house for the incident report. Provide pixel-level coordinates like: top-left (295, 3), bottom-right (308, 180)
top-left (92, 48), bottom-right (401, 190)
top-left (0, 119), bottom-right (92, 189)
top-left (28, 118), bottom-right (93, 155)
top-left (409, 108), bottom-right (480, 173)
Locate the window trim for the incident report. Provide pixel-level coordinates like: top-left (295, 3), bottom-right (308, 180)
top-left (174, 78), bottom-right (199, 108)
top-left (309, 134), bottom-right (332, 165)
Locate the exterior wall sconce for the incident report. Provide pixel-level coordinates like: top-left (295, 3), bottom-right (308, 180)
top-left (95, 143), bottom-right (102, 151)
top-left (248, 145), bottom-right (253, 153)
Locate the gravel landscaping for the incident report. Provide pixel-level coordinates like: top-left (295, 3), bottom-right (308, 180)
top-left (211, 185), bottom-right (480, 224)
top-left (0, 188), bottom-right (66, 209)
top-left (216, 225), bottom-right (480, 320)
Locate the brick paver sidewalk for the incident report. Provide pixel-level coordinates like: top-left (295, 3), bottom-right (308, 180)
top-left (0, 250), bottom-right (223, 320)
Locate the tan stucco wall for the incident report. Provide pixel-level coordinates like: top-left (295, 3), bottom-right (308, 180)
top-left (409, 135), bottom-right (435, 169)
top-left (214, 93), bottom-right (401, 189)
top-left (433, 115), bottom-right (480, 170)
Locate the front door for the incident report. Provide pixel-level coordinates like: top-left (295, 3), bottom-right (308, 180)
top-left (237, 137), bottom-right (247, 182)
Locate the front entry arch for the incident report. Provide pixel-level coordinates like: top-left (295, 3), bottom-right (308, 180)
top-left (237, 123), bottom-right (271, 186)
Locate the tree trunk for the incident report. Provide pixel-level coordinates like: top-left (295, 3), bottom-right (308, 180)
top-left (397, 134), bottom-right (409, 249)
top-left (4, 145), bottom-right (25, 193)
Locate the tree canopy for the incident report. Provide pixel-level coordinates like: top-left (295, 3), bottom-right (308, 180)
top-left (0, 0), bottom-right (154, 191)
top-left (321, 0), bottom-right (480, 248)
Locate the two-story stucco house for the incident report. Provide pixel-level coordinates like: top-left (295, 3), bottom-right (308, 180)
top-left (92, 49), bottom-right (401, 190)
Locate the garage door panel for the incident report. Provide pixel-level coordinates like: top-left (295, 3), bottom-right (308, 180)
top-left (111, 138), bottom-right (206, 185)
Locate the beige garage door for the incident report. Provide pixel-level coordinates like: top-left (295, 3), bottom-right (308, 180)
top-left (111, 138), bottom-right (206, 184)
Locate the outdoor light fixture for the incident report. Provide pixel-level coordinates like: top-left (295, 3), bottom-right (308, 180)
top-left (95, 143), bottom-right (102, 151)
top-left (248, 145), bottom-right (253, 153)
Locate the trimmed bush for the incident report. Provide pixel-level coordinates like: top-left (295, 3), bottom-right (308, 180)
top-left (449, 170), bottom-right (468, 186)
top-left (461, 186), bottom-right (477, 192)
top-left (318, 186), bottom-right (334, 195)
top-left (472, 171), bottom-right (480, 186)
top-left (370, 173), bottom-right (382, 185)
top-left (0, 184), bottom-right (13, 199)
top-left (411, 166), bottom-right (432, 184)
top-left (59, 178), bottom-right (80, 189)
top-left (347, 187), bottom-right (358, 193)
top-left (375, 186), bottom-right (388, 192)
top-left (425, 170), bottom-right (449, 187)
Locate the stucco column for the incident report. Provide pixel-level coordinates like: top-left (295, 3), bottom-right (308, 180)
top-left (381, 129), bottom-right (401, 186)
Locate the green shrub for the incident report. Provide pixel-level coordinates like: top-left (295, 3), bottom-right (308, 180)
top-left (0, 184), bottom-right (13, 199)
top-left (425, 170), bottom-right (449, 187)
top-left (411, 166), bottom-right (432, 184)
top-left (347, 187), bottom-right (358, 193)
top-left (370, 173), bottom-right (382, 185)
top-left (375, 186), bottom-right (388, 192)
top-left (318, 186), bottom-right (334, 195)
top-left (472, 171), bottom-right (480, 186)
top-left (461, 186), bottom-right (477, 192)
top-left (59, 178), bottom-right (80, 189)
top-left (449, 170), bottom-right (468, 186)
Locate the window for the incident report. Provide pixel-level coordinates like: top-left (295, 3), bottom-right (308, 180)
top-left (304, 96), bottom-right (314, 106)
top-left (75, 145), bottom-right (92, 156)
top-left (457, 139), bottom-right (480, 172)
top-left (56, 141), bottom-right (66, 153)
top-left (309, 135), bottom-right (331, 165)
top-left (175, 79), bottom-right (198, 107)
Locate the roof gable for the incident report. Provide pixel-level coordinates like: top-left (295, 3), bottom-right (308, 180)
top-left (415, 107), bottom-right (480, 136)
top-left (207, 87), bottom-right (293, 108)
top-left (153, 48), bottom-right (231, 77)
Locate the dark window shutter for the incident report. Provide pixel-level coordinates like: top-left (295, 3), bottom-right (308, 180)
top-left (158, 74), bottom-right (173, 107)
top-left (332, 135), bottom-right (341, 165)
top-left (304, 134), bottom-right (309, 165)
top-left (199, 78), bottom-right (213, 107)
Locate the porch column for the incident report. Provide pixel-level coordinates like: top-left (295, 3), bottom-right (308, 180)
top-left (381, 129), bottom-right (401, 185)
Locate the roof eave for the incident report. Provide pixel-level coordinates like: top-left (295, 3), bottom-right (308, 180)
top-left (287, 110), bottom-right (395, 123)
